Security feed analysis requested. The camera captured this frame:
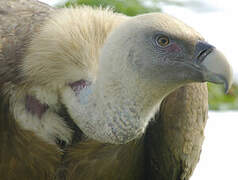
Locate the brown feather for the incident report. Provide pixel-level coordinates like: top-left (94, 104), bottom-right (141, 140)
top-left (145, 83), bottom-right (208, 180)
top-left (62, 139), bottom-right (145, 180)
top-left (0, 0), bottom-right (54, 84)
top-left (0, 1), bottom-right (61, 179)
top-left (0, 93), bottom-right (61, 180)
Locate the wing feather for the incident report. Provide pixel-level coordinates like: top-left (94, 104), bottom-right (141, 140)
top-left (145, 83), bottom-right (208, 180)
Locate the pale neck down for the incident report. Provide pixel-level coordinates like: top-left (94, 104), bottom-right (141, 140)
top-left (71, 65), bottom-right (166, 144)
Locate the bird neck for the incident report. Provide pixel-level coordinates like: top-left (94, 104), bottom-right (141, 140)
top-left (95, 71), bottom-right (162, 122)
top-left (74, 68), bottom-right (165, 144)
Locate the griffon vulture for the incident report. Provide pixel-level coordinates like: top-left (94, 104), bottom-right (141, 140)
top-left (0, 0), bottom-right (233, 180)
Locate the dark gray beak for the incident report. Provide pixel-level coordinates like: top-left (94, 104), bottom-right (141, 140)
top-left (194, 41), bottom-right (233, 93)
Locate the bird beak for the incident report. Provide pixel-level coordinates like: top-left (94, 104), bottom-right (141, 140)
top-left (194, 41), bottom-right (233, 93)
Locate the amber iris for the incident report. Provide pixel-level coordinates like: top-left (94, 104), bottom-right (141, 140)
top-left (157, 36), bottom-right (170, 47)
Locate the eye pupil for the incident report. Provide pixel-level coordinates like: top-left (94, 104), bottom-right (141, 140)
top-left (161, 39), bottom-right (167, 43)
top-left (157, 36), bottom-right (169, 47)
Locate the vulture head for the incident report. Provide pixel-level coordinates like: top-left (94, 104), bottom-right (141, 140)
top-left (23, 9), bottom-right (233, 145)
top-left (99, 13), bottom-right (232, 91)
top-left (103, 13), bottom-right (232, 88)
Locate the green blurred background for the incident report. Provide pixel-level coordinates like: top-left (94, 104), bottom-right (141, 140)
top-left (64, 0), bottom-right (238, 110)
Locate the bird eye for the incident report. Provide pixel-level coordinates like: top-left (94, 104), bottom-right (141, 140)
top-left (156, 36), bottom-right (170, 47)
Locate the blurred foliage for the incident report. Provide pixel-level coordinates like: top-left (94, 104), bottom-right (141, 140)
top-left (208, 83), bottom-right (238, 110)
top-left (64, 0), bottom-right (238, 110)
top-left (65, 0), bottom-right (160, 16)
top-left (65, 0), bottom-right (186, 16)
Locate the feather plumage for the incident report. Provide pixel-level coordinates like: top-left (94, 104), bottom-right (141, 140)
top-left (0, 1), bottom-right (230, 180)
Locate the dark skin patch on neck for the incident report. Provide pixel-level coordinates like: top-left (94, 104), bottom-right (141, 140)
top-left (25, 95), bottom-right (48, 119)
top-left (69, 79), bottom-right (91, 96)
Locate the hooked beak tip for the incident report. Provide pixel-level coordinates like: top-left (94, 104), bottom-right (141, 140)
top-left (200, 48), bottom-right (233, 93)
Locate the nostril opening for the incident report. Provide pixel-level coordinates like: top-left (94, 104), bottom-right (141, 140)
top-left (197, 49), bottom-right (207, 59)
top-left (197, 48), bottom-right (213, 64)
top-left (194, 41), bottom-right (215, 64)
